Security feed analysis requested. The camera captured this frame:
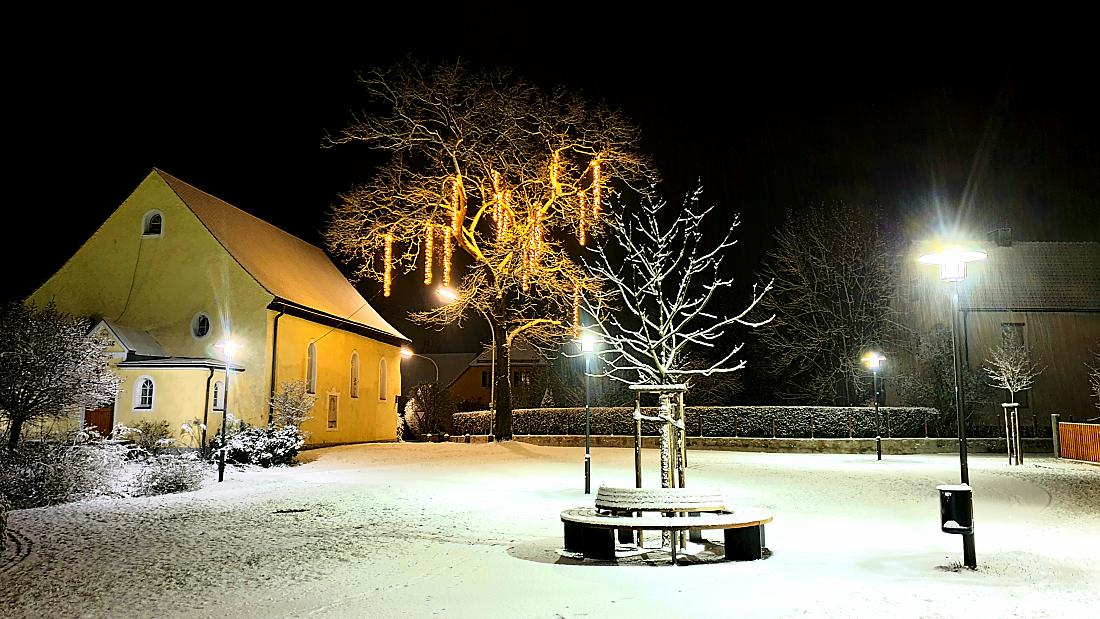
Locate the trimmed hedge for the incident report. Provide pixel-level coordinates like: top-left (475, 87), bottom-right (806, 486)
top-left (453, 406), bottom-right (939, 439)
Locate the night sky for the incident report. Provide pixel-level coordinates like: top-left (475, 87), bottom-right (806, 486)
top-left (7, 22), bottom-right (1098, 353)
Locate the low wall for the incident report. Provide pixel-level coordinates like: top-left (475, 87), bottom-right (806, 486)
top-left (448, 434), bottom-right (1054, 455)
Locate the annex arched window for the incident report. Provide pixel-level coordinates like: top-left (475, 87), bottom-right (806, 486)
top-left (378, 358), bottom-right (388, 400)
top-left (306, 342), bottom-right (317, 394)
top-left (142, 210), bottom-right (164, 237)
top-left (350, 352), bottom-right (360, 399)
top-left (212, 380), bottom-right (225, 411)
top-left (134, 376), bottom-right (155, 410)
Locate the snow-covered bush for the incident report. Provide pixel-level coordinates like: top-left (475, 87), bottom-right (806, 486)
top-left (210, 424), bottom-right (305, 467)
top-left (453, 406), bottom-right (939, 438)
top-left (134, 453), bottom-right (205, 496)
top-left (0, 435), bottom-right (126, 509)
top-left (271, 380), bottom-right (316, 430)
top-left (114, 420), bottom-right (175, 456)
top-left (403, 383), bottom-right (456, 439)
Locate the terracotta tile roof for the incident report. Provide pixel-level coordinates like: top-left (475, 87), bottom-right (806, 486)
top-left (156, 170), bottom-right (407, 342)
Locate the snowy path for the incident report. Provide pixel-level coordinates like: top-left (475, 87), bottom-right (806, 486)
top-left (2, 443), bottom-right (1097, 618)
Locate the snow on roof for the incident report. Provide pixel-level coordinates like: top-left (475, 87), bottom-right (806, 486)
top-left (156, 170), bottom-right (408, 342)
top-left (471, 338), bottom-right (548, 366)
top-left (96, 319), bottom-right (168, 358)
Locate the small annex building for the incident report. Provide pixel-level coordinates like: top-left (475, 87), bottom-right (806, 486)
top-left (31, 169), bottom-right (409, 447)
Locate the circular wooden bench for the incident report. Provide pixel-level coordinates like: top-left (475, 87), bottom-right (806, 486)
top-left (561, 486), bottom-right (773, 564)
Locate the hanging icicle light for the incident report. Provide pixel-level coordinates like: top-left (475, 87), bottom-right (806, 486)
top-left (592, 157), bottom-right (601, 224)
top-left (578, 191), bottom-right (587, 246)
top-left (423, 223), bottom-right (434, 286)
top-left (383, 232), bottom-right (393, 297)
top-left (451, 175), bottom-right (464, 235)
top-left (550, 151), bottom-right (561, 195)
top-left (442, 225), bottom-right (452, 287)
top-left (492, 170), bottom-right (503, 241)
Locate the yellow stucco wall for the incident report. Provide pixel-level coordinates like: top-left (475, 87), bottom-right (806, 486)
top-left (110, 367), bottom-right (232, 441)
top-left (273, 314), bottom-right (401, 445)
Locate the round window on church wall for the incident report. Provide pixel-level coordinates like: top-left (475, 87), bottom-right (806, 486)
top-left (191, 313), bottom-right (211, 339)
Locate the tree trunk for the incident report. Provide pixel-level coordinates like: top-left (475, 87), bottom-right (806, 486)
top-left (494, 322), bottom-right (512, 441)
top-left (7, 416), bottom-right (25, 449)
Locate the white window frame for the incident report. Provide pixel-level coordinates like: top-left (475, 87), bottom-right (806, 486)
top-left (378, 358), bottom-right (388, 401)
top-left (133, 376), bottom-right (155, 411)
top-left (326, 392), bottom-right (339, 431)
top-left (306, 342), bottom-right (317, 394)
top-left (212, 380), bottom-right (225, 411)
top-left (350, 352), bottom-right (360, 399)
top-left (141, 210), bottom-right (164, 238)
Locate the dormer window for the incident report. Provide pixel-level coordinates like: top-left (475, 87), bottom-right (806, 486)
top-left (142, 210), bottom-right (164, 237)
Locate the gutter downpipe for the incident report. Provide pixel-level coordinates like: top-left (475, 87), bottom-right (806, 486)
top-left (268, 309), bottom-right (285, 424)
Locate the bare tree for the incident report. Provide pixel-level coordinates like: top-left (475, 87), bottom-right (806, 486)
top-left (582, 185), bottom-right (772, 386)
top-left (0, 302), bottom-right (120, 448)
top-left (757, 204), bottom-right (901, 405)
top-left (984, 342), bottom-right (1045, 405)
top-left (1090, 346), bottom-right (1100, 411)
top-left (270, 380), bottom-right (316, 429)
top-left (325, 59), bottom-right (653, 440)
top-left (582, 185), bottom-right (770, 540)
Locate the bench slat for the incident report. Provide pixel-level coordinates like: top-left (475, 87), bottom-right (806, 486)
top-left (595, 486), bottom-right (727, 512)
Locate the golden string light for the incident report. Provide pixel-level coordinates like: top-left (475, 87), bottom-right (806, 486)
top-left (442, 225), bottom-right (452, 287)
top-left (423, 222), bottom-right (433, 285)
top-left (492, 170), bottom-right (503, 240)
top-left (578, 191), bottom-right (587, 246)
top-left (550, 151), bottom-right (561, 195)
top-left (383, 233), bottom-right (393, 297)
top-left (592, 157), bottom-right (601, 224)
top-left (451, 175), bottom-right (464, 235)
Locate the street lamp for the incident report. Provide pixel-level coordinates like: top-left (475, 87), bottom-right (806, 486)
top-left (214, 339), bottom-right (242, 483)
top-left (578, 331), bottom-right (597, 494)
top-left (919, 242), bottom-right (987, 569)
top-left (861, 351), bottom-right (886, 461)
top-left (437, 287), bottom-right (496, 434)
top-left (401, 347), bottom-right (439, 383)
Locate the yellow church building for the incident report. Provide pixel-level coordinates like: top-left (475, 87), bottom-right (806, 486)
top-left (31, 169), bottom-right (408, 447)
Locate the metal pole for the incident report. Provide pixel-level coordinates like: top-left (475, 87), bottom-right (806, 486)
top-left (584, 352), bottom-right (591, 495)
top-left (1050, 414), bottom-right (1060, 458)
top-left (874, 368), bottom-right (881, 460)
top-left (478, 309), bottom-right (496, 437)
top-left (218, 354), bottom-right (230, 483)
top-left (950, 280), bottom-right (976, 568)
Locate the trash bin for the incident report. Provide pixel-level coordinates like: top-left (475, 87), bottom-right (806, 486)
top-left (937, 484), bottom-right (974, 535)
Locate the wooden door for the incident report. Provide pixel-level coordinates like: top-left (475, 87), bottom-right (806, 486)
top-left (85, 406), bottom-right (114, 438)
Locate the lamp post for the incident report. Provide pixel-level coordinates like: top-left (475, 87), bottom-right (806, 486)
top-left (919, 244), bottom-right (986, 569)
top-left (437, 287), bottom-right (495, 433)
top-left (578, 331), bottom-right (597, 494)
top-left (862, 352), bottom-right (886, 461)
top-left (401, 347), bottom-right (440, 383)
top-left (214, 340), bottom-right (241, 483)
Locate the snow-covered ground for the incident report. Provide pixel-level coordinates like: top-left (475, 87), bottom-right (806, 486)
top-left (2, 443), bottom-right (1097, 618)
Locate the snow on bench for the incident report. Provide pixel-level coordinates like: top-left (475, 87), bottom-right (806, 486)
top-left (561, 485), bottom-right (773, 564)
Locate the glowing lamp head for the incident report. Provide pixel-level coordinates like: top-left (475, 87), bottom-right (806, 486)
top-left (400, 347), bottom-right (414, 358)
top-left (436, 287), bottom-right (459, 302)
top-left (918, 245), bottom-right (987, 282)
top-left (215, 340), bottom-right (242, 358)
top-left (578, 333), bottom-right (597, 353)
top-left (862, 351), bottom-right (886, 371)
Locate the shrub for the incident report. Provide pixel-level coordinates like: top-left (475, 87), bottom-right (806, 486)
top-left (452, 405), bottom-right (939, 438)
top-left (0, 437), bottom-right (126, 509)
top-left (134, 453), bottom-right (205, 496)
top-left (403, 383), bottom-right (456, 439)
top-left (114, 419), bottom-right (175, 456)
top-left (210, 424), bottom-right (305, 467)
